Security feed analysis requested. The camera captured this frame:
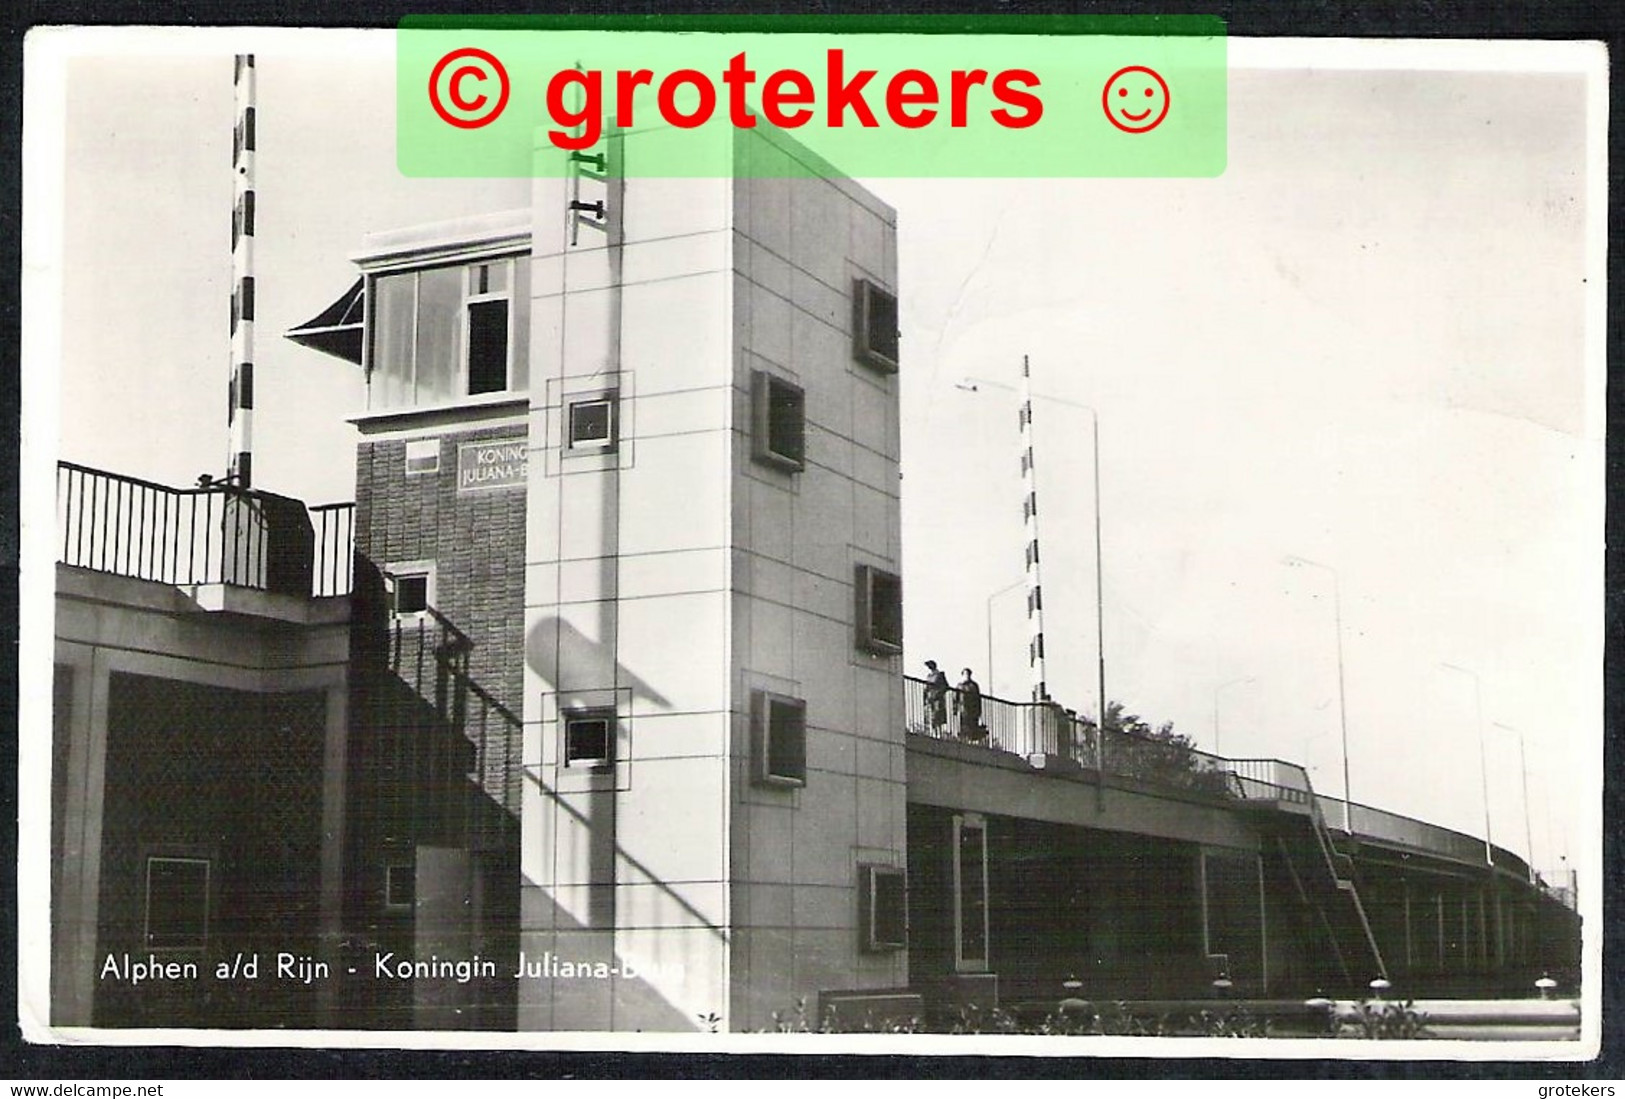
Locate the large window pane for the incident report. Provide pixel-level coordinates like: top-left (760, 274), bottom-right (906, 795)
top-left (368, 255), bottom-right (527, 411)
top-left (370, 272), bottom-right (415, 411)
top-left (414, 265), bottom-right (464, 406)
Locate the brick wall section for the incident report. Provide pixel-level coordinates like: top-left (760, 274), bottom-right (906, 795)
top-left (354, 423), bottom-right (528, 821)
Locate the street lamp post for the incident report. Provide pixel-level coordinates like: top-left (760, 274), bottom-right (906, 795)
top-left (986, 578), bottom-right (1026, 700)
top-left (1212, 676), bottom-right (1254, 758)
top-left (1283, 555), bottom-right (1353, 835)
top-left (958, 371), bottom-right (1106, 734)
top-left (1494, 721), bottom-right (1537, 886)
top-left (1440, 662), bottom-right (1495, 868)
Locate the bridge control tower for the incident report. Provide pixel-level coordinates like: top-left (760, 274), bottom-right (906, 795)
top-left (292, 124), bottom-right (905, 1031)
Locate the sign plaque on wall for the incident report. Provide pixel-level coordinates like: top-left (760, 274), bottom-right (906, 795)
top-left (457, 438), bottom-right (528, 492)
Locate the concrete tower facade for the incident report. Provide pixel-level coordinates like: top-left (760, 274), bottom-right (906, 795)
top-left (518, 126), bottom-right (904, 1032)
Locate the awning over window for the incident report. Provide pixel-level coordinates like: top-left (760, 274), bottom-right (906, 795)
top-left (285, 278), bottom-right (363, 365)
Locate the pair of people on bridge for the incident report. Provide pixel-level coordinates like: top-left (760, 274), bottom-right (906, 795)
top-left (923, 660), bottom-right (986, 741)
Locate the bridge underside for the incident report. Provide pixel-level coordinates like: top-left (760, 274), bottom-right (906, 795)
top-left (904, 737), bottom-right (1581, 1007)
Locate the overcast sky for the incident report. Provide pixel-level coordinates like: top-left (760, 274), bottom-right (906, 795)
top-left (30, 30), bottom-right (1604, 888)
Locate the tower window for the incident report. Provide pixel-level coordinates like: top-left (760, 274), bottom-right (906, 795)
top-left (751, 371), bottom-right (805, 472)
top-left (853, 279), bottom-right (899, 374)
top-left (752, 690), bottom-right (807, 788)
top-left (854, 564), bottom-right (903, 654)
top-left (565, 708), bottom-right (616, 767)
top-left (569, 396), bottom-right (618, 450)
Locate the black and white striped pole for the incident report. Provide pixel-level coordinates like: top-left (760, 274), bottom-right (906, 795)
top-left (1017, 355), bottom-right (1049, 703)
top-left (960, 370), bottom-right (1108, 747)
top-left (229, 53), bottom-right (256, 488)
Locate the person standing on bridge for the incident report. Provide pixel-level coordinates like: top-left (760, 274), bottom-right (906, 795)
top-left (956, 668), bottom-right (986, 741)
top-left (923, 660), bottom-right (950, 733)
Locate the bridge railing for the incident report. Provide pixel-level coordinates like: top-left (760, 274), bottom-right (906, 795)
top-left (904, 679), bottom-right (1101, 764)
top-left (903, 676), bottom-right (1492, 876)
top-left (57, 460), bottom-right (355, 599)
top-left (1314, 793), bottom-right (1524, 877)
top-left (905, 677), bottom-right (1324, 800)
top-left (310, 501), bottom-right (356, 598)
top-left (1220, 758), bottom-right (1315, 804)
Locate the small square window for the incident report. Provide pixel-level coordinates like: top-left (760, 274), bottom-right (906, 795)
top-left (752, 690), bottom-right (807, 788)
top-left (860, 864), bottom-right (908, 952)
top-left (405, 438), bottom-right (440, 476)
top-left (389, 567), bottom-right (433, 618)
top-left (855, 564), bottom-right (903, 655)
top-left (385, 864), bottom-right (415, 909)
top-left (751, 371), bottom-right (805, 472)
top-left (145, 856), bottom-right (210, 951)
top-left (853, 279), bottom-right (899, 374)
top-left (569, 396), bottom-right (618, 450)
top-left (565, 708), bottom-right (616, 767)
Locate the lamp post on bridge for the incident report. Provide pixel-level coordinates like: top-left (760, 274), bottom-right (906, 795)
top-left (985, 578), bottom-right (1026, 701)
top-left (1439, 662), bottom-right (1495, 868)
top-left (957, 369), bottom-right (1107, 742)
top-left (1493, 721), bottom-right (1537, 887)
top-left (1283, 555), bottom-right (1353, 835)
top-left (1212, 676), bottom-right (1254, 758)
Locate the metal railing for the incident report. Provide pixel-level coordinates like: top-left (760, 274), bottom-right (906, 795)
top-left (311, 502), bottom-right (356, 598)
top-left (57, 461), bottom-right (354, 599)
top-left (1316, 793), bottom-right (1522, 875)
top-left (904, 675), bottom-right (1488, 881)
top-left (905, 676), bottom-right (1311, 802)
top-left (1221, 758), bottom-right (1315, 804)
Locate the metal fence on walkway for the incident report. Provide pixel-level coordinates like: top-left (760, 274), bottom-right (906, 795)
top-left (903, 674), bottom-right (1503, 871)
top-left (57, 460), bottom-right (354, 599)
top-left (905, 674), bottom-right (1314, 803)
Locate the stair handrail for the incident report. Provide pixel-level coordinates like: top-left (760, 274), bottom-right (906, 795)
top-left (1277, 759), bottom-right (1388, 980)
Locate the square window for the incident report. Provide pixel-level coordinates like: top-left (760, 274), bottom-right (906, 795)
top-left (854, 564), bottom-right (903, 654)
top-left (404, 438), bottom-right (440, 476)
top-left (852, 279), bottom-right (899, 374)
top-left (751, 371), bottom-right (805, 472)
top-left (752, 690), bottom-right (807, 787)
top-left (565, 708), bottom-right (616, 767)
top-left (389, 566), bottom-right (433, 618)
top-left (569, 396), bottom-right (618, 450)
top-left (860, 864), bottom-right (908, 952)
top-left (145, 856), bottom-right (209, 951)
top-left (385, 863), bottom-right (415, 909)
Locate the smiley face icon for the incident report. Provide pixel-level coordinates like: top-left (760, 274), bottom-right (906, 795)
top-left (1102, 65), bottom-right (1170, 133)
